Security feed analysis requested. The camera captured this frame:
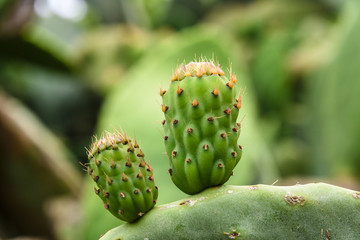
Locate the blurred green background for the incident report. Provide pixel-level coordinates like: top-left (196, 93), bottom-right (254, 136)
top-left (1, 0), bottom-right (360, 239)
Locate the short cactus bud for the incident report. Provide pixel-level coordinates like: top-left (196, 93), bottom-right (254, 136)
top-left (87, 131), bottom-right (158, 222)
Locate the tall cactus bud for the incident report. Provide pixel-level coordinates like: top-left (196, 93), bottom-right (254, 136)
top-left (161, 61), bottom-right (242, 194)
top-left (87, 131), bottom-right (158, 222)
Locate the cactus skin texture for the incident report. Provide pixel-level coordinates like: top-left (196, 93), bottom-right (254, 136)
top-left (100, 183), bottom-right (360, 240)
top-left (161, 61), bottom-right (242, 194)
top-left (87, 131), bottom-right (158, 222)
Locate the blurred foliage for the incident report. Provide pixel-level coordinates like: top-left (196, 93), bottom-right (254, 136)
top-left (1, 62), bottom-right (100, 162)
top-left (0, 90), bottom-right (82, 238)
top-left (1, 0), bottom-right (360, 239)
top-left (73, 25), bottom-right (159, 94)
top-left (0, 1), bottom-right (100, 239)
top-left (86, 0), bottom-right (222, 29)
top-left (306, 0), bottom-right (360, 178)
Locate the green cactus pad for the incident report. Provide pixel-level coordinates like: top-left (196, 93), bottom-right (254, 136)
top-left (161, 61), bottom-right (242, 194)
top-left (100, 183), bottom-right (360, 239)
top-left (87, 131), bottom-right (158, 222)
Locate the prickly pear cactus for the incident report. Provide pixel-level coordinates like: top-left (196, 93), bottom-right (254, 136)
top-left (87, 131), bottom-right (158, 222)
top-left (100, 183), bottom-right (360, 240)
top-left (161, 61), bottom-right (242, 194)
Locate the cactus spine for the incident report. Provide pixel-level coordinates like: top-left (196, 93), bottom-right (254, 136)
top-left (161, 61), bottom-right (242, 194)
top-left (87, 131), bottom-right (158, 222)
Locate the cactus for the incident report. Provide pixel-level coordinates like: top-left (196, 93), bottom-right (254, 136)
top-left (87, 131), bottom-right (158, 222)
top-left (85, 55), bottom-right (360, 239)
top-left (161, 61), bottom-right (242, 194)
top-left (80, 25), bottom-right (267, 239)
top-left (99, 183), bottom-right (360, 239)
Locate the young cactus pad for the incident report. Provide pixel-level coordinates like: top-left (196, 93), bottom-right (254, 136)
top-left (100, 183), bottom-right (360, 239)
top-left (87, 131), bottom-right (158, 222)
top-left (161, 61), bottom-right (242, 194)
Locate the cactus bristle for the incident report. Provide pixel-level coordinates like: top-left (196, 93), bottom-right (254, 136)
top-left (230, 73), bottom-right (237, 83)
top-left (103, 202), bottom-right (109, 210)
top-left (161, 104), bottom-right (168, 113)
top-left (160, 88), bottom-right (166, 96)
top-left (139, 159), bottom-right (146, 168)
top-left (217, 64), bottom-right (225, 75)
top-left (106, 175), bottom-right (113, 185)
top-left (125, 158), bottom-right (132, 167)
top-left (212, 88), bottom-right (219, 96)
top-left (137, 170), bottom-right (143, 179)
top-left (192, 98), bottom-right (199, 107)
top-left (284, 194), bottom-right (306, 206)
top-left (224, 108), bottom-right (231, 115)
top-left (147, 165), bottom-right (153, 172)
top-left (226, 80), bottom-right (234, 88)
top-left (177, 85), bottom-right (183, 95)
